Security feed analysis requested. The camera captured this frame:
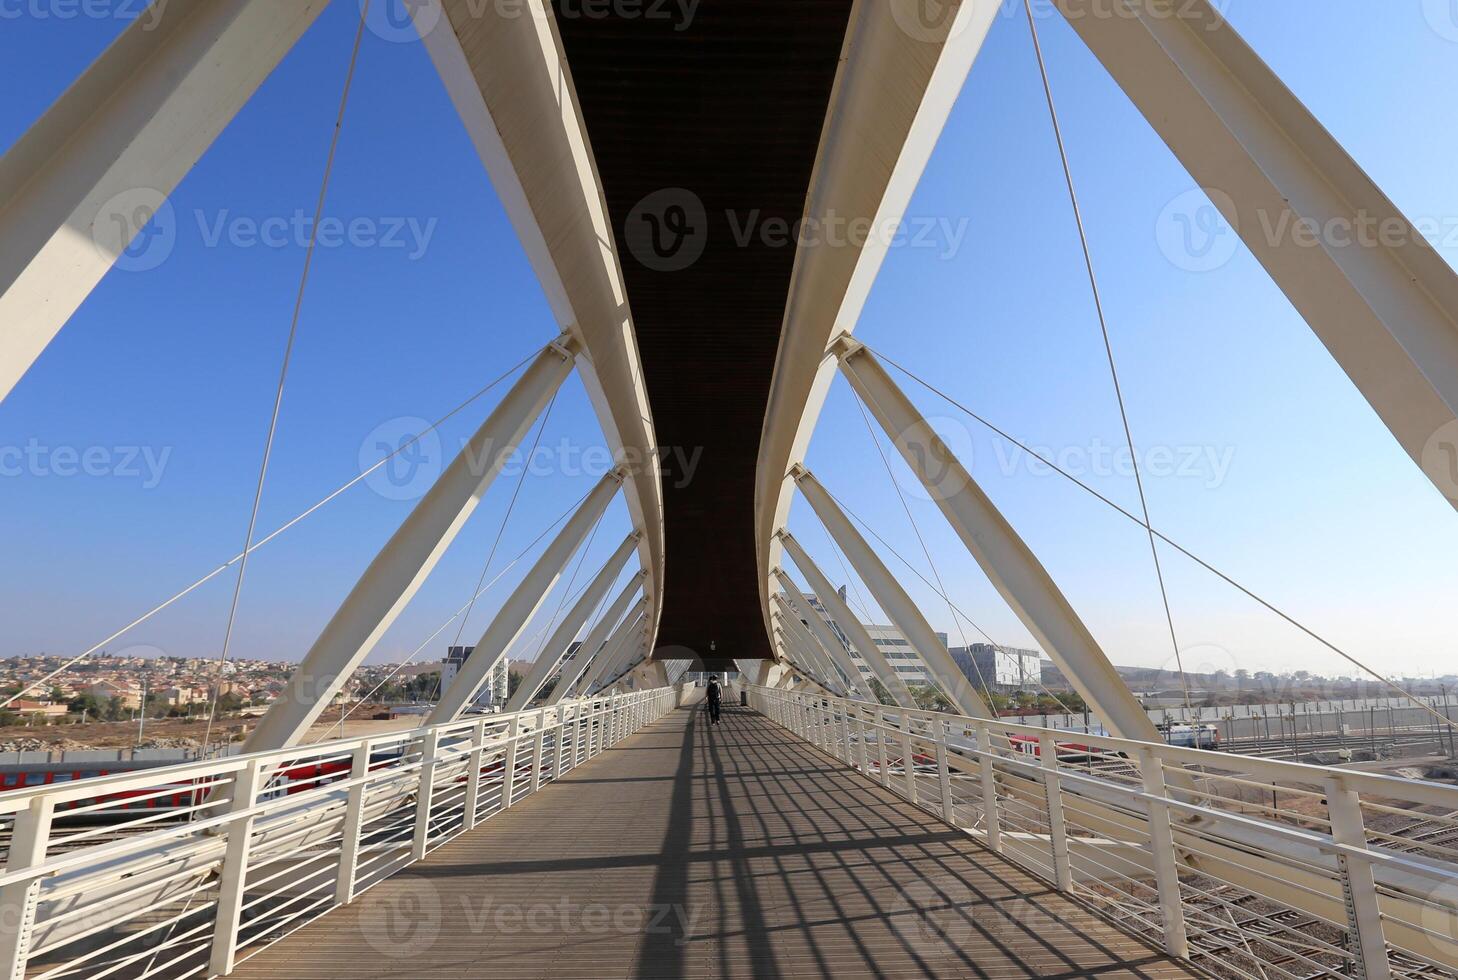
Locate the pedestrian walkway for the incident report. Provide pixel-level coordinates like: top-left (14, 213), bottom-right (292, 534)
top-left (230, 704), bottom-right (1200, 978)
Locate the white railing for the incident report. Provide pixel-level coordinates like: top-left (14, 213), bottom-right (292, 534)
top-left (750, 685), bottom-right (1458, 980)
top-left (0, 687), bottom-right (675, 980)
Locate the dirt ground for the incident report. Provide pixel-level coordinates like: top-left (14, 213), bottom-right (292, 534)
top-left (1, 705), bottom-right (423, 752)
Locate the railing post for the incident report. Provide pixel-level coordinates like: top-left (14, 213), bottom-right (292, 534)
top-left (876, 707), bottom-right (891, 789)
top-left (855, 705), bottom-right (870, 774)
top-left (1326, 777), bottom-right (1392, 980)
top-left (556, 707), bottom-right (572, 778)
top-left (210, 759), bottom-right (267, 977)
top-left (500, 717), bottom-right (520, 810)
top-left (0, 795), bottom-right (55, 980)
top-left (976, 721), bottom-right (1002, 853)
top-left (838, 700), bottom-right (852, 763)
top-left (1137, 748), bottom-right (1189, 960)
top-left (936, 717), bottom-right (956, 825)
top-left (1038, 733), bottom-right (1073, 891)
top-left (899, 723), bottom-right (918, 805)
top-left (412, 728), bottom-right (442, 861)
top-left (530, 712), bottom-right (547, 792)
top-left (336, 741), bottom-right (373, 903)
top-left (461, 720), bottom-right (487, 831)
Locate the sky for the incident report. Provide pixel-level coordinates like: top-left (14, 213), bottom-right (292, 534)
top-left (2, 0), bottom-right (1456, 681)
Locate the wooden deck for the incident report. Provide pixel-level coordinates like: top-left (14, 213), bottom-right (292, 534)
top-left (230, 705), bottom-right (1201, 979)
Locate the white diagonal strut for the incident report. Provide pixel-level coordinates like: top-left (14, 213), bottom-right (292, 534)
top-left (791, 466), bottom-right (990, 718)
top-left (503, 531), bottom-right (641, 712)
top-left (773, 594), bottom-right (855, 697)
top-left (542, 571), bottom-right (646, 706)
top-left (428, 470), bottom-right (624, 723)
top-left (775, 530), bottom-right (917, 709)
top-left (0, 0), bottom-right (327, 405)
top-left (1055, 0), bottom-right (1458, 509)
top-left (571, 603), bottom-right (648, 698)
top-left (774, 568), bottom-right (872, 700)
top-left (245, 338), bottom-right (579, 751)
top-left (833, 338), bottom-right (1162, 742)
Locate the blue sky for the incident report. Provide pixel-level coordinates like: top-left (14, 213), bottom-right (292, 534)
top-left (2, 0), bottom-right (1456, 679)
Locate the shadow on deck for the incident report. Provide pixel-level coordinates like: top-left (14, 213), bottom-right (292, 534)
top-left (229, 705), bottom-right (1200, 979)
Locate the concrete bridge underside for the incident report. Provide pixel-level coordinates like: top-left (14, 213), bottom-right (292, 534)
top-left (229, 705), bottom-right (1198, 979)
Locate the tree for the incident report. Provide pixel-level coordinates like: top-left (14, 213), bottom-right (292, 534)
top-left (216, 692), bottom-right (245, 714)
top-left (67, 693), bottom-right (106, 719)
top-left (508, 669), bottom-right (523, 698)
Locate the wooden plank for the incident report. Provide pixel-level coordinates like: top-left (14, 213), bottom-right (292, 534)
top-left (230, 706), bottom-right (1201, 979)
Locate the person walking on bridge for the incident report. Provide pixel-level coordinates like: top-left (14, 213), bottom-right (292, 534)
top-left (706, 674), bottom-right (723, 726)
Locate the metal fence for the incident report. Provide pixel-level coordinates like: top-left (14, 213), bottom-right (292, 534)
top-left (750, 686), bottom-right (1458, 980)
top-left (0, 687), bottom-right (675, 980)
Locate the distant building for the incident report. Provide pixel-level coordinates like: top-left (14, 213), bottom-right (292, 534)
top-left (950, 643), bottom-right (1045, 691)
top-left (800, 589), bottom-right (942, 686)
top-left (441, 646), bottom-right (510, 706)
top-left (87, 680), bottom-right (141, 708)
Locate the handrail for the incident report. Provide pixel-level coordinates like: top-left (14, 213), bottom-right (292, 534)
top-left (750, 685), bottom-right (1458, 980)
top-left (0, 686), bottom-right (677, 979)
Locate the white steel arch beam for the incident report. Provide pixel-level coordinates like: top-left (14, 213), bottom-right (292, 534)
top-left (775, 530), bottom-right (918, 709)
top-left (503, 531), bottom-right (640, 712)
top-left (0, 0), bottom-right (327, 405)
top-left (427, 471), bottom-right (623, 723)
top-left (244, 339), bottom-right (579, 751)
top-left (772, 615), bottom-right (841, 698)
top-left (833, 339), bottom-right (1163, 743)
top-left (772, 607), bottom-right (841, 696)
top-left (411, 0), bottom-right (666, 622)
top-left (543, 571), bottom-right (645, 706)
top-left (792, 467), bottom-right (990, 719)
top-left (774, 572), bottom-right (870, 699)
top-left (570, 604), bottom-right (647, 699)
top-left (1055, 0), bottom-right (1458, 508)
top-left (755, 0), bottom-right (1001, 640)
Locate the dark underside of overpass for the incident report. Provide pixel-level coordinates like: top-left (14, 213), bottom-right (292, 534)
top-left (553, 0), bottom-right (855, 663)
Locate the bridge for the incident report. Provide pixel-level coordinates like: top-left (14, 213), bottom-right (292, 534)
top-left (3, 0), bottom-right (1458, 978)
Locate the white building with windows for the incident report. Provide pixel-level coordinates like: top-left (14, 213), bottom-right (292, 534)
top-left (801, 590), bottom-right (941, 686)
top-left (441, 646), bottom-right (510, 707)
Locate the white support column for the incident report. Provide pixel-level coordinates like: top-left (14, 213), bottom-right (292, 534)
top-left (461, 720), bottom-right (487, 832)
top-left (0, 796), bottom-right (54, 980)
top-left (210, 759), bottom-right (266, 977)
top-left (246, 339), bottom-right (579, 751)
top-left (571, 604), bottom-right (648, 699)
top-left (411, 729), bottom-right (441, 861)
top-left (504, 533), bottom-right (641, 712)
top-left (777, 530), bottom-right (918, 709)
top-left (792, 467), bottom-right (990, 719)
top-left (0, 0), bottom-right (328, 405)
top-left (975, 721), bottom-right (1002, 854)
top-left (1039, 733), bottom-right (1074, 892)
top-left (773, 571), bottom-right (871, 700)
top-left (1056, 0), bottom-right (1458, 508)
top-left (1138, 748), bottom-right (1190, 960)
top-left (335, 741), bottom-right (372, 903)
top-left (546, 585), bottom-right (645, 706)
top-left (832, 342), bottom-right (1162, 741)
top-left (1326, 777), bottom-right (1392, 980)
top-left (428, 470), bottom-right (623, 723)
